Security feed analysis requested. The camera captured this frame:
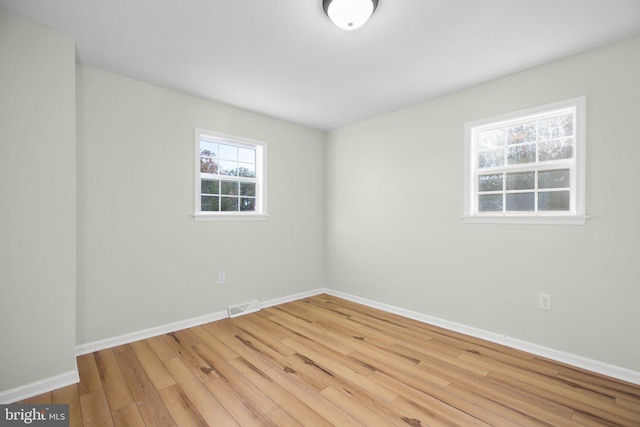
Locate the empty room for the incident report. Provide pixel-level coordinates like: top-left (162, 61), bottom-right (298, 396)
top-left (1, 0), bottom-right (639, 425)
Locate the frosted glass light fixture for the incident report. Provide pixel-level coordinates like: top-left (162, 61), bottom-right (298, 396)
top-left (323, 0), bottom-right (378, 31)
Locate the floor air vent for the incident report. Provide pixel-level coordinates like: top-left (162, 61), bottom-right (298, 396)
top-left (228, 300), bottom-right (260, 318)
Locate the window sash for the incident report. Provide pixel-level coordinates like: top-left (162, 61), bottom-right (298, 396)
top-left (474, 164), bottom-right (576, 215)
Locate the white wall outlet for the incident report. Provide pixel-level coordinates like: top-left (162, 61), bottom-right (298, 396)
top-left (539, 293), bottom-right (551, 310)
top-left (218, 272), bottom-right (226, 285)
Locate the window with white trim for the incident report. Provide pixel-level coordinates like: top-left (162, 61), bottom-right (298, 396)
top-left (464, 97), bottom-right (587, 225)
top-left (194, 129), bottom-right (267, 221)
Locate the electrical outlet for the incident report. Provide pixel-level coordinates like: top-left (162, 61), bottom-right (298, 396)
top-left (539, 293), bottom-right (551, 310)
top-left (218, 272), bottom-right (226, 285)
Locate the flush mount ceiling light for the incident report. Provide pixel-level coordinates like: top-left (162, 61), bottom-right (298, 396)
top-left (323, 0), bottom-right (379, 31)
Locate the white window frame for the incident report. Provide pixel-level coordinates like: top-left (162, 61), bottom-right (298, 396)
top-left (463, 97), bottom-right (588, 225)
top-left (193, 128), bottom-right (267, 221)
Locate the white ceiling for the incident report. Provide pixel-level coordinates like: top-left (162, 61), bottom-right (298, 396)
top-left (2, 0), bottom-right (640, 130)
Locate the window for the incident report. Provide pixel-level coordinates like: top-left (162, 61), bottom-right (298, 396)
top-left (194, 129), bottom-right (267, 221)
top-left (464, 97), bottom-right (587, 224)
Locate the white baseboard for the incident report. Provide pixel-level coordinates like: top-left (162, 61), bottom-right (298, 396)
top-left (260, 288), bottom-right (326, 309)
top-left (325, 289), bottom-right (640, 386)
top-left (74, 288), bottom-right (327, 356)
top-left (76, 310), bottom-right (228, 356)
top-left (0, 370), bottom-right (79, 404)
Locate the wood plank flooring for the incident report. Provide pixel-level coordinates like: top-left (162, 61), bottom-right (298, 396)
top-left (18, 294), bottom-right (640, 426)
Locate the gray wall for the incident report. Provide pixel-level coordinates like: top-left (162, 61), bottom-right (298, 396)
top-left (326, 36), bottom-right (640, 372)
top-left (76, 66), bottom-right (326, 345)
top-left (0, 13), bottom-right (77, 391)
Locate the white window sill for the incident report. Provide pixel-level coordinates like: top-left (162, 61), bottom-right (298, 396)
top-left (462, 214), bottom-right (588, 225)
top-left (193, 213), bottom-right (269, 222)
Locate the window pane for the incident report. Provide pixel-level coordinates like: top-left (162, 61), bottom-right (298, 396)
top-left (238, 148), bottom-right (255, 163)
top-left (201, 195), bottom-right (219, 211)
top-left (200, 140), bottom-right (218, 158)
top-left (221, 181), bottom-right (239, 195)
top-left (240, 198), bottom-right (256, 211)
top-left (507, 143), bottom-right (536, 165)
top-left (539, 138), bottom-right (573, 161)
top-left (200, 157), bottom-right (218, 174)
top-left (219, 160), bottom-right (238, 176)
top-left (478, 149), bottom-right (504, 169)
top-left (506, 172), bottom-right (535, 191)
top-left (506, 193), bottom-right (535, 211)
top-left (240, 182), bottom-right (256, 197)
top-left (538, 115), bottom-right (574, 140)
top-left (238, 163), bottom-right (256, 178)
top-left (478, 129), bottom-right (506, 150)
top-left (508, 123), bottom-right (536, 144)
top-left (539, 191), bottom-right (570, 211)
top-left (539, 169), bottom-right (570, 189)
top-left (219, 144), bottom-right (238, 161)
top-left (201, 179), bottom-right (219, 195)
top-left (479, 173), bottom-right (503, 192)
top-left (221, 197), bottom-right (238, 211)
top-left (479, 194), bottom-right (503, 212)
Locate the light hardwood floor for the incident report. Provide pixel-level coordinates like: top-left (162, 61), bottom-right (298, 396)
top-left (19, 294), bottom-right (640, 426)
